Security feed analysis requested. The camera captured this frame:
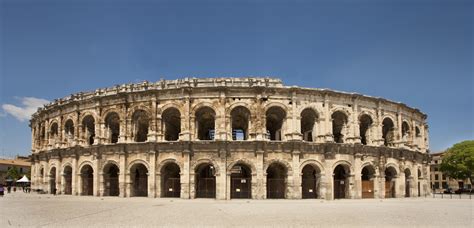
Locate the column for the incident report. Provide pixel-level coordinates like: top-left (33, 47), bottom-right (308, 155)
top-left (291, 150), bottom-right (301, 199)
top-left (256, 150), bottom-right (265, 199)
top-left (148, 151), bottom-right (156, 198)
top-left (72, 158), bottom-right (78, 195)
top-left (181, 149), bottom-right (191, 199)
top-left (119, 154), bottom-right (126, 197)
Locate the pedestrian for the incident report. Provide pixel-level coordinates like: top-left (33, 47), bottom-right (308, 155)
top-left (0, 184), bottom-right (4, 197)
top-left (7, 186), bottom-right (11, 193)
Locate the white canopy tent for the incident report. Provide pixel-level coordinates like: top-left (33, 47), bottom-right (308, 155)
top-left (16, 175), bottom-right (30, 183)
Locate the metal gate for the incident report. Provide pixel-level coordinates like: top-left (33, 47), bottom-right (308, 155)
top-left (106, 177), bottom-right (119, 196)
top-left (334, 179), bottom-right (346, 199)
top-left (164, 177), bottom-right (181, 197)
top-left (133, 177), bottom-right (148, 197)
top-left (385, 181), bottom-right (395, 198)
top-left (83, 176), bottom-right (93, 195)
top-left (362, 180), bottom-right (374, 198)
top-left (302, 177), bottom-right (317, 199)
top-left (405, 180), bottom-right (410, 197)
top-left (231, 177), bottom-right (251, 199)
top-left (267, 178), bottom-right (285, 199)
top-left (196, 177), bottom-right (215, 198)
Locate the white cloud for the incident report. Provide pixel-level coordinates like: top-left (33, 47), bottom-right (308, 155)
top-left (2, 97), bottom-right (50, 122)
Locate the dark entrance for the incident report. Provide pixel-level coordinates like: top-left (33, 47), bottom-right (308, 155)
top-left (230, 164), bottom-right (252, 199)
top-left (49, 167), bottom-right (56, 194)
top-left (405, 169), bottom-right (411, 197)
top-left (384, 167), bottom-right (397, 198)
top-left (64, 166), bottom-right (72, 195)
top-left (81, 165), bottom-right (94, 196)
top-left (361, 166), bottom-right (375, 199)
top-left (131, 164), bottom-right (148, 197)
top-left (333, 165), bottom-right (348, 199)
top-left (162, 163), bottom-right (181, 198)
top-left (301, 165), bottom-right (318, 199)
top-left (196, 164), bottom-right (216, 198)
top-left (266, 163), bottom-right (287, 199)
top-left (104, 164), bottom-right (119, 196)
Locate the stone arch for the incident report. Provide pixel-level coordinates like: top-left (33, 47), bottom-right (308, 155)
top-left (160, 160), bottom-right (181, 198)
top-left (191, 102), bottom-right (219, 116)
top-left (230, 105), bottom-right (252, 140)
top-left (227, 159), bottom-right (257, 175)
top-left (360, 162), bottom-right (377, 198)
top-left (127, 105), bottom-right (152, 120)
top-left (331, 160), bottom-right (353, 174)
top-left (299, 159), bottom-right (325, 174)
top-left (194, 159), bottom-right (218, 198)
top-left (78, 161), bottom-right (95, 173)
top-left (382, 116), bottom-right (395, 146)
top-left (332, 161), bottom-right (352, 199)
top-left (358, 113), bottom-right (374, 145)
top-left (79, 111), bottom-right (99, 124)
top-left (159, 102), bottom-right (183, 115)
top-left (102, 160), bottom-right (120, 197)
top-left (162, 107), bottom-right (181, 141)
top-left (157, 158), bottom-right (184, 174)
top-left (64, 119), bottom-right (75, 140)
top-left (265, 105), bottom-right (287, 141)
top-left (264, 102), bottom-right (289, 114)
top-left (297, 105), bottom-right (322, 119)
top-left (104, 112), bottom-right (121, 144)
top-left (62, 164), bottom-right (73, 195)
top-left (331, 110), bottom-right (349, 143)
top-left (101, 160), bottom-right (120, 173)
top-left (101, 108), bottom-right (125, 122)
top-left (266, 161), bottom-right (289, 199)
top-left (300, 107), bottom-right (319, 142)
top-left (79, 162), bottom-right (94, 196)
top-left (227, 102), bottom-right (254, 117)
top-left (401, 120), bottom-right (411, 141)
top-left (264, 159), bottom-right (293, 175)
top-left (131, 109), bottom-right (150, 142)
top-left (330, 107), bottom-right (351, 119)
top-left (127, 159), bottom-right (150, 172)
top-left (191, 158), bottom-right (220, 175)
top-left (81, 114), bottom-right (96, 145)
top-left (194, 106), bottom-right (216, 140)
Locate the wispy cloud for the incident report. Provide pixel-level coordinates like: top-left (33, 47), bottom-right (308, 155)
top-left (2, 97), bottom-right (50, 122)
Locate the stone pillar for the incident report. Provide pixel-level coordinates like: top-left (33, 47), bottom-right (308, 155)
top-left (179, 97), bottom-right (192, 141)
top-left (256, 150), bottom-right (265, 199)
top-left (379, 176), bottom-right (386, 198)
top-left (324, 98), bottom-right (333, 142)
top-left (72, 158), bottom-right (78, 195)
top-left (352, 100), bottom-right (361, 144)
top-left (119, 154), bottom-right (126, 197)
top-left (99, 171), bottom-right (105, 196)
top-left (354, 156), bottom-right (362, 199)
top-left (93, 159), bottom-right (99, 196)
top-left (148, 98), bottom-right (158, 142)
top-left (56, 159), bottom-right (62, 194)
top-left (148, 151), bottom-right (156, 198)
top-left (291, 150), bottom-right (301, 199)
top-left (181, 149), bottom-right (191, 199)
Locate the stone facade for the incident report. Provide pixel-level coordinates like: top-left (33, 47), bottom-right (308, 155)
top-left (29, 77), bottom-right (430, 199)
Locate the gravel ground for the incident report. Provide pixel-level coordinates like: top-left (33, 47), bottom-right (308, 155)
top-left (0, 192), bottom-right (472, 227)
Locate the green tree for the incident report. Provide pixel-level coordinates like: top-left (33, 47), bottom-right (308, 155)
top-left (440, 140), bottom-right (474, 186)
top-left (6, 166), bottom-right (20, 180)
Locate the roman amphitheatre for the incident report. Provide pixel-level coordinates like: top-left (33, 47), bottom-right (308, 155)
top-left (29, 77), bottom-right (430, 200)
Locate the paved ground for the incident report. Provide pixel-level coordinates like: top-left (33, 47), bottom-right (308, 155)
top-left (0, 192), bottom-right (472, 227)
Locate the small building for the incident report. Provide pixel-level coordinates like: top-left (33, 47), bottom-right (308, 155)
top-left (0, 156), bottom-right (31, 185)
top-left (430, 151), bottom-right (471, 193)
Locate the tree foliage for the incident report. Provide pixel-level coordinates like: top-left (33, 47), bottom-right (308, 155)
top-left (6, 166), bottom-right (20, 180)
top-left (439, 140), bottom-right (474, 186)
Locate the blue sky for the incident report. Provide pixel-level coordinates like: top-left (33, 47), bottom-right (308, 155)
top-left (0, 0), bottom-right (472, 158)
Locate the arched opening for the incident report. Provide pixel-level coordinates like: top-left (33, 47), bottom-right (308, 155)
top-left (231, 106), bottom-right (251, 140)
top-left (195, 163), bottom-right (216, 198)
top-left (162, 108), bottom-right (181, 141)
top-left (333, 164), bottom-right (350, 199)
top-left (266, 163), bottom-right (287, 199)
top-left (130, 163), bottom-right (148, 197)
top-left (132, 110), bottom-right (149, 142)
top-left (40, 125), bottom-right (46, 146)
top-left (80, 165), bottom-right (94, 196)
top-left (401, 121), bottom-right (410, 142)
top-left (103, 163), bottom-right (119, 196)
top-left (161, 163), bottom-right (181, 198)
top-left (50, 122), bottom-right (58, 142)
top-left (332, 111), bottom-right (348, 143)
top-left (405, 168), bottom-right (411, 197)
top-left (382, 118), bottom-right (395, 146)
top-left (384, 167), bottom-right (397, 198)
top-left (230, 164), bottom-right (252, 199)
top-left (266, 106), bottom-right (286, 141)
top-left (301, 164), bottom-right (320, 199)
top-left (415, 127), bottom-right (421, 137)
top-left (64, 119), bottom-right (75, 141)
top-left (105, 112), bottom-right (120, 144)
top-left (39, 167), bottom-right (44, 189)
top-left (195, 107), bottom-right (216, 140)
top-left (49, 167), bottom-right (56, 194)
top-left (301, 108), bottom-right (318, 142)
top-left (359, 114), bottom-right (373, 145)
top-left (63, 166), bottom-right (72, 195)
top-left (417, 169), bottom-right (422, 197)
top-left (361, 165), bottom-right (376, 198)
top-left (82, 115), bottom-right (95, 145)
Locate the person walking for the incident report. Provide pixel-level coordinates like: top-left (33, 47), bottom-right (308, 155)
top-left (0, 184), bottom-right (4, 197)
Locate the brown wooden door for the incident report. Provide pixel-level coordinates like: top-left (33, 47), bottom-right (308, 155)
top-left (164, 177), bottom-right (181, 197)
top-left (385, 181), bottom-right (394, 198)
top-left (362, 180), bottom-right (374, 198)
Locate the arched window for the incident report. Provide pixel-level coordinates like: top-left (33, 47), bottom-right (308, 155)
top-left (401, 121), bottom-right (410, 141)
top-left (82, 115), bottom-right (95, 145)
top-left (332, 111), bottom-right (348, 143)
top-left (105, 112), bottom-right (120, 143)
top-left (231, 106), bottom-right (251, 140)
top-left (162, 108), bottom-right (181, 141)
top-left (50, 122), bottom-right (58, 139)
top-left (132, 110), bottom-right (149, 142)
top-left (300, 108), bottom-right (318, 142)
top-left (359, 114), bottom-right (373, 145)
top-left (195, 107), bottom-right (216, 140)
top-left (382, 117), bottom-right (395, 146)
top-left (266, 106), bottom-right (286, 141)
top-left (64, 119), bottom-right (75, 139)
